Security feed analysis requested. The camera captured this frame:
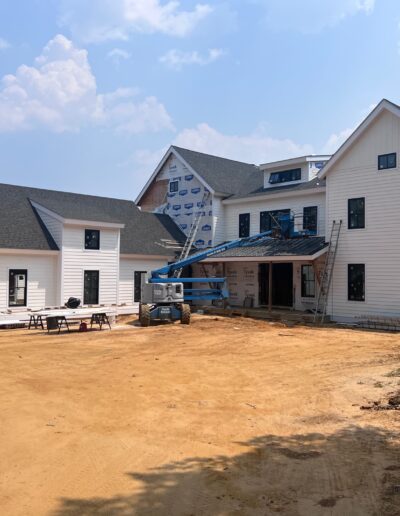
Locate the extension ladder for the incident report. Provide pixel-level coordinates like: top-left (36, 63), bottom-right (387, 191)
top-left (313, 220), bottom-right (342, 324)
top-left (173, 190), bottom-right (211, 278)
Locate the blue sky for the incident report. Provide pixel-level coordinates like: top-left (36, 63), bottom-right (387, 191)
top-left (0, 0), bottom-right (399, 199)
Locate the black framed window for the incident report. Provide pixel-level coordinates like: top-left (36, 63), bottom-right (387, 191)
top-left (303, 206), bottom-right (318, 232)
top-left (84, 270), bottom-right (99, 305)
top-left (348, 198), bottom-right (365, 229)
top-left (85, 229), bottom-right (100, 250)
top-left (348, 264), bottom-right (365, 301)
top-left (269, 168), bottom-right (301, 184)
top-left (260, 209), bottom-right (290, 232)
top-left (134, 271), bottom-right (146, 302)
top-left (301, 265), bottom-right (315, 298)
top-left (9, 269), bottom-right (27, 307)
top-left (239, 213), bottom-right (250, 238)
top-left (378, 153), bottom-right (396, 170)
top-left (169, 180), bottom-right (179, 192)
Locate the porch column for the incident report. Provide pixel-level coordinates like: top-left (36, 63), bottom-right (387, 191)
top-left (268, 262), bottom-right (272, 312)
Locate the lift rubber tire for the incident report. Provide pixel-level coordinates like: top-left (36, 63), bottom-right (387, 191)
top-left (180, 304), bottom-right (191, 325)
top-left (140, 304), bottom-right (151, 327)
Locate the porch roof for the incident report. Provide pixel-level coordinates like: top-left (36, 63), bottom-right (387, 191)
top-left (204, 236), bottom-right (327, 260)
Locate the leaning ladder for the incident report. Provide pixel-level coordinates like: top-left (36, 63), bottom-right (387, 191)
top-left (313, 220), bottom-right (342, 324)
top-left (172, 190), bottom-right (211, 278)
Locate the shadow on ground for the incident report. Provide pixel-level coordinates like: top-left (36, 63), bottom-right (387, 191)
top-left (53, 426), bottom-right (400, 515)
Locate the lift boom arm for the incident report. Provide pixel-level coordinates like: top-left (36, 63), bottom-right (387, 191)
top-left (150, 230), bottom-right (274, 281)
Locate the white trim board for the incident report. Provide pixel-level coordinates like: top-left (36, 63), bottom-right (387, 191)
top-left (203, 248), bottom-right (327, 263)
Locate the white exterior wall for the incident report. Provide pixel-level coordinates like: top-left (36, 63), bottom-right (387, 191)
top-left (119, 257), bottom-right (167, 306)
top-left (326, 109), bottom-right (400, 321)
top-left (62, 225), bottom-right (120, 305)
top-left (0, 253), bottom-right (58, 311)
top-left (212, 196), bottom-right (225, 245)
top-left (223, 191), bottom-right (326, 241)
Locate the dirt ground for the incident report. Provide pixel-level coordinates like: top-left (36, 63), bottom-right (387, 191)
top-left (0, 315), bottom-right (400, 516)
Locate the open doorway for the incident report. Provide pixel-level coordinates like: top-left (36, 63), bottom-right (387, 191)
top-left (258, 263), bottom-right (293, 308)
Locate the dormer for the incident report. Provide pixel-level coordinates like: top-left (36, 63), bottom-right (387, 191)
top-left (261, 155), bottom-right (331, 189)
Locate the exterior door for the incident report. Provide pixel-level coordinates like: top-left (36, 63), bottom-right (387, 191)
top-left (134, 271), bottom-right (146, 302)
top-left (272, 263), bottom-right (293, 307)
top-left (9, 269), bottom-right (28, 307)
top-left (84, 270), bottom-right (99, 305)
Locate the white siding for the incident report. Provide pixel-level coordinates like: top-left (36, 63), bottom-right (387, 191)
top-left (223, 191), bottom-right (326, 241)
top-left (62, 226), bottom-right (120, 305)
top-left (212, 196), bottom-right (225, 245)
top-left (119, 257), bottom-right (166, 305)
top-left (326, 109), bottom-right (400, 321)
top-left (0, 254), bottom-right (57, 311)
top-left (34, 207), bottom-right (63, 248)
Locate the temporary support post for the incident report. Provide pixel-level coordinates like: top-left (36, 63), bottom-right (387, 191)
top-left (268, 262), bottom-right (273, 312)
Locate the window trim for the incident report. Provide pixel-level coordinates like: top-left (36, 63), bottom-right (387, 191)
top-left (169, 180), bottom-right (179, 193)
top-left (269, 168), bottom-right (301, 185)
top-left (260, 209), bottom-right (290, 233)
top-left (301, 264), bottom-right (315, 298)
top-left (84, 229), bottom-right (100, 250)
top-left (303, 206), bottom-right (318, 233)
top-left (348, 197), bottom-right (365, 230)
top-left (348, 263), bottom-right (365, 302)
top-left (239, 213), bottom-right (250, 238)
top-left (8, 269), bottom-right (28, 307)
top-left (378, 152), bottom-right (397, 171)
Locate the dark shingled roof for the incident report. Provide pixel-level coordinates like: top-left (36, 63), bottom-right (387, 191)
top-left (172, 146), bottom-right (264, 196)
top-left (0, 183), bottom-right (185, 254)
top-left (208, 236), bottom-right (327, 258)
top-left (227, 177), bottom-right (326, 200)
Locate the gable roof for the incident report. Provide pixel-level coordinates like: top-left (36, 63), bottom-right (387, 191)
top-left (320, 99), bottom-right (400, 179)
top-left (0, 183), bottom-right (185, 255)
top-left (171, 146), bottom-right (264, 196)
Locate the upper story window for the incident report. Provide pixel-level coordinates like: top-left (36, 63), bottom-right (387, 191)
top-left (378, 152), bottom-right (396, 170)
top-left (85, 229), bottom-right (100, 250)
top-left (269, 168), bottom-right (301, 185)
top-left (239, 213), bottom-right (250, 238)
top-left (348, 198), bottom-right (365, 229)
top-left (169, 180), bottom-right (179, 193)
top-left (260, 209), bottom-right (290, 232)
top-left (303, 206), bottom-right (318, 233)
top-left (348, 264), bottom-right (365, 302)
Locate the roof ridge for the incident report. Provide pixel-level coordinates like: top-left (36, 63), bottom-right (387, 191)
top-left (172, 145), bottom-right (257, 167)
top-left (0, 182), bottom-right (136, 205)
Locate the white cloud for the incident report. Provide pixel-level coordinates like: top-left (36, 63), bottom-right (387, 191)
top-left (132, 122), bottom-right (314, 173)
top-left (0, 34), bottom-right (174, 133)
top-left (255, 0), bottom-right (375, 33)
top-left (0, 37), bottom-right (10, 50)
top-left (107, 47), bottom-right (131, 65)
top-left (59, 0), bottom-right (213, 43)
top-left (322, 103), bottom-right (377, 153)
top-left (160, 48), bottom-right (225, 70)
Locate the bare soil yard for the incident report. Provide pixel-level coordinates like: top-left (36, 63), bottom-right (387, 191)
top-left (0, 315), bottom-right (400, 515)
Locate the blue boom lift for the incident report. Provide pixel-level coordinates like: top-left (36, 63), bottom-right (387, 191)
top-left (139, 212), bottom-right (314, 326)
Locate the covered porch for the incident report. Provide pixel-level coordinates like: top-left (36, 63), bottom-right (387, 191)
top-left (193, 236), bottom-right (328, 314)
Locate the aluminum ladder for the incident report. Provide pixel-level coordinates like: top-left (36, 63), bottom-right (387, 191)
top-left (313, 220), bottom-right (342, 324)
top-left (172, 190), bottom-right (210, 278)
